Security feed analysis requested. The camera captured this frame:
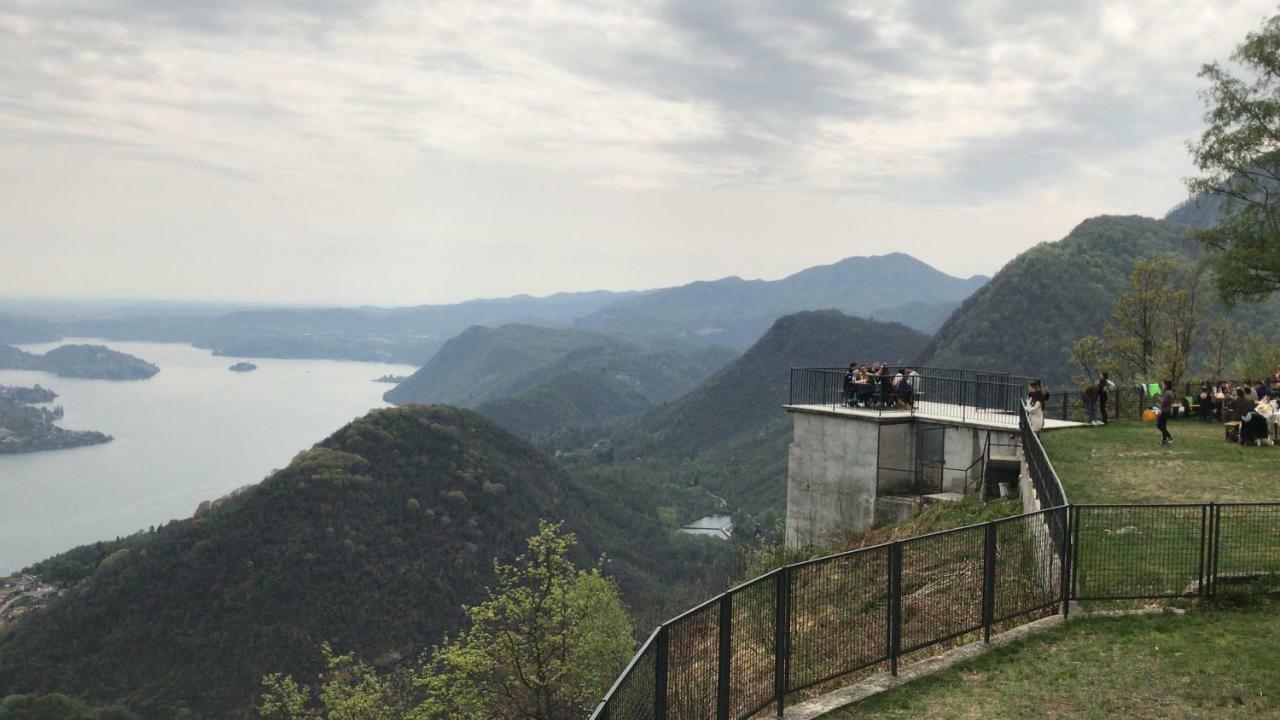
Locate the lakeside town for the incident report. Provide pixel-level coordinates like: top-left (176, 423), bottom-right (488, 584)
top-left (0, 574), bottom-right (60, 630)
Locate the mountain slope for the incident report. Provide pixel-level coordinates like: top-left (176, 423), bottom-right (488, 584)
top-left (574, 253), bottom-right (986, 348)
top-left (919, 216), bottom-right (1201, 383)
top-left (0, 406), bottom-right (728, 719)
top-left (384, 325), bottom-right (736, 437)
top-left (617, 310), bottom-right (931, 516)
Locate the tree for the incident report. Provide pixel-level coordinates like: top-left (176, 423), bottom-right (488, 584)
top-left (1204, 319), bottom-right (1241, 381)
top-left (1068, 335), bottom-right (1110, 389)
top-left (415, 521), bottom-right (634, 720)
top-left (258, 522), bottom-right (634, 720)
top-left (1187, 12), bottom-right (1280, 303)
top-left (1102, 258), bottom-right (1201, 388)
top-left (1234, 333), bottom-right (1280, 380)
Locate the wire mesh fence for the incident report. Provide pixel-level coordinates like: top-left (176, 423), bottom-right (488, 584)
top-left (590, 499), bottom-right (1280, 720)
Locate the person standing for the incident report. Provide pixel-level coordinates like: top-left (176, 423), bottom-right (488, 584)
top-left (844, 363), bottom-right (857, 407)
top-left (1026, 381), bottom-right (1046, 432)
top-left (1157, 381), bottom-right (1175, 445)
top-left (1082, 383), bottom-right (1098, 425)
top-left (1097, 372), bottom-right (1113, 424)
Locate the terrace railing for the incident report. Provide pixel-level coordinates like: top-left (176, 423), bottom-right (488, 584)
top-left (590, 408), bottom-right (1280, 720)
top-left (788, 367), bottom-right (1030, 426)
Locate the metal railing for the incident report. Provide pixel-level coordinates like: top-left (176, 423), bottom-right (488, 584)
top-left (788, 367), bottom-right (1030, 426)
top-left (590, 411), bottom-right (1280, 720)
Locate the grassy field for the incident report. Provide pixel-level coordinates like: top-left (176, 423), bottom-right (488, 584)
top-left (1041, 418), bottom-right (1280, 504)
top-left (824, 597), bottom-right (1280, 719)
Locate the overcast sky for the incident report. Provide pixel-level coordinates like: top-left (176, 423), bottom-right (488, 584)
top-left (1, 1), bottom-right (1274, 306)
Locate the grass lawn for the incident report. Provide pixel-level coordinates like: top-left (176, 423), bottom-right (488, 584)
top-left (1041, 418), bottom-right (1280, 504)
top-left (823, 597), bottom-right (1280, 719)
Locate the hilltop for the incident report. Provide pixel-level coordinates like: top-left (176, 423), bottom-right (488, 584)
top-left (612, 310), bottom-right (931, 517)
top-left (919, 216), bottom-right (1197, 382)
top-left (575, 253), bottom-right (986, 348)
top-left (0, 406), bottom-right (730, 719)
top-left (0, 344), bottom-right (159, 380)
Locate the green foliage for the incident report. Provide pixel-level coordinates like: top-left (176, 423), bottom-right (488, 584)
top-left (1233, 333), bottom-right (1280, 380)
top-left (1102, 257), bottom-right (1202, 386)
top-left (417, 522), bottom-right (633, 720)
top-left (0, 693), bottom-right (140, 720)
top-left (1188, 12), bottom-right (1280, 303)
top-left (255, 524), bottom-right (632, 720)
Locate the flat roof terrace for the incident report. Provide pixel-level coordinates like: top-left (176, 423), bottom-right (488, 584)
top-left (787, 367), bottom-right (1085, 431)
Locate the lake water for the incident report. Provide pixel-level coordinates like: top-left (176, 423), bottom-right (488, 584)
top-left (0, 340), bottom-right (417, 574)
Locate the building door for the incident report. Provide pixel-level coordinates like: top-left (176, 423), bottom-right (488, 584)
top-left (916, 426), bottom-right (947, 494)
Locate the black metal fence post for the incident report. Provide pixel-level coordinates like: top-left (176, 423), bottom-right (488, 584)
top-left (1198, 504), bottom-right (1209, 597)
top-left (889, 542), bottom-right (903, 676)
top-left (1067, 506), bottom-right (1081, 616)
top-left (982, 522), bottom-right (997, 643)
top-left (1059, 506), bottom-right (1073, 617)
top-left (1209, 503), bottom-right (1221, 597)
top-left (717, 594), bottom-right (732, 720)
top-left (654, 625), bottom-right (669, 720)
top-left (773, 566), bottom-right (790, 717)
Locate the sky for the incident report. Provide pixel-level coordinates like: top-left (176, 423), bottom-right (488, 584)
top-left (1, 1), bottom-right (1275, 307)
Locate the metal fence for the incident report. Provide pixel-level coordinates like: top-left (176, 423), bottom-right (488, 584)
top-left (590, 408), bottom-right (1280, 720)
top-left (788, 367), bottom-right (1032, 426)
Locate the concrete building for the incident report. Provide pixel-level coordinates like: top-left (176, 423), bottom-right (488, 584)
top-left (783, 369), bottom-right (1078, 548)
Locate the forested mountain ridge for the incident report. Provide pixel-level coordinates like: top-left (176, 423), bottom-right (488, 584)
top-left (574, 253), bottom-right (987, 349)
top-left (611, 310), bottom-right (931, 517)
top-left (385, 324), bottom-right (736, 438)
top-left (918, 216), bottom-right (1200, 383)
top-left (0, 406), bottom-right (731, 719)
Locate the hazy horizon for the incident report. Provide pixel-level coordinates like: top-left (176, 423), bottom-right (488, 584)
top-left (3, 2), bottom-right (1274, 306)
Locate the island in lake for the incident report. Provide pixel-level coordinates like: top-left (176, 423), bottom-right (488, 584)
top-left (372, 374), bottom-right (408, 384)
top-left (228, 361), bottom-right (258, 373)
top-left (0, 385), bottom-right (112, 454)
top-left (0, 343), bottom-right (159, 380)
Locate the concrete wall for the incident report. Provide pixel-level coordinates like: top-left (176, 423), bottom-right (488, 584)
top-left (785, 411), bottom-right (993, 547)
top-left (785, 411), bottom-right (881, 548)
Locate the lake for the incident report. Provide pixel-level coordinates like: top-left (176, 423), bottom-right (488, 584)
top-left (0, 339), bottom-right (417, 574)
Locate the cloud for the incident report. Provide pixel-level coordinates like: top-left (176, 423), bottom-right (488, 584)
top-left (0, 0), bottom-right (1276, 303)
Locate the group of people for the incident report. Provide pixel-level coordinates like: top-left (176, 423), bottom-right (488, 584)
top-left (1194, 377), bottom-right (1280, 445)
top-left (843, 363), bottom-right (920, 409)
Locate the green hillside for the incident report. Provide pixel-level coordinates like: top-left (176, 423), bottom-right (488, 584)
top-left (385, 324), bottom-right (735, 437)
top-left (0, 343), bottom-right (159, 380)
top-left (576, 253), bottom-right (986, 349)
top-left (919, 216), bottom-right (1200, 383)
top-left (0, 406), bottom-right (730, 719)
top-left (614, 310), bottom-right (931, 517)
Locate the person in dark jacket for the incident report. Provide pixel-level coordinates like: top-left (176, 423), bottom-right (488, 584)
top-left (1097, 372), bottom-right (1113, 424)
top-left (844, 363), bottom-right (857, 407)
top-left (1196, 384), bottom-right (1214, 422)
top-left (1157, 381), bottom-right (1174, 445)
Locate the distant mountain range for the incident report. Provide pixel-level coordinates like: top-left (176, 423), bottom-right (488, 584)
top-left (0, 253), bottom-right (986, 365)
top-left (573, 252), bottom-right (985, 349)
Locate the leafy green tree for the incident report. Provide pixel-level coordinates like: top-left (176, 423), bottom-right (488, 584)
top-left (1068, 336), bottom-right (1110, 389)
top-left (1188, 12), bottom-right (1280, 302)
top-left (1204, 319), bottom-right (1242, 380)
top-left (1234, 333), bottom-right (1280, 380)
top-left (258, 522), bottom-right (633, 720)
top-left (414, 521), bottom-right (633, 720)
